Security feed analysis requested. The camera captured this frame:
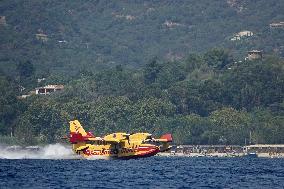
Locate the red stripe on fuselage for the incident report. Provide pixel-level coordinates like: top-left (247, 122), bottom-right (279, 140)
top-left (119, 148), bottom-right (160, 160)
top-left (138, 146), bottom-right (157, 151)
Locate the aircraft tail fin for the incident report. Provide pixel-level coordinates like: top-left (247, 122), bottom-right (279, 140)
top-left (70, 120), bottom-right (87, 136)
top-left (158, 134), bottom-right (173, 152)
top-left (69, 120), bottom-right (94, 144)
top-left (160, 134), bottom-right (173, 142)
top-left (152, 133), bottom-right (173, 143)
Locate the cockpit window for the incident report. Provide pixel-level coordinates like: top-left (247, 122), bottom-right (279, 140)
top-left (146, 135), bottom-right (152, 140)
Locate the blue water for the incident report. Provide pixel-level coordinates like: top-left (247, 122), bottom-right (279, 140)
top-left (1, 157), bottom-right (284, 189)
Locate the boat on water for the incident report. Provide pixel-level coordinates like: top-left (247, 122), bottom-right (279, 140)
top-left (244, 152), bottom-right (258, 158)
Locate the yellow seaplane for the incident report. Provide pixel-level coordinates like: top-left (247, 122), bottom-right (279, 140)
top-left (68, 120), bottom-right (172, 159)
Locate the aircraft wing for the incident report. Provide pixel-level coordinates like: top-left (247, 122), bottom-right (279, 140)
top-left (150, 134), bottom-right (173, 143)
top-left (152, 138), bottom-right (170, 142)
top-left (86, 137), bottom-right (103, 141)
top-left (88, 137), bottom-right (121, 143)
top-left (102, 138), bottom-right (121, 143)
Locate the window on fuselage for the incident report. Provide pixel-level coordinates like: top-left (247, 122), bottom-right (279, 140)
top-left (86, 141), bottom-right (95, 145)
top-left (142, 140), bottom-right (156, 145)
top-left (146, 136), bottom-right (152, 140)
top-left (96, 141), bottom-right (107, 145)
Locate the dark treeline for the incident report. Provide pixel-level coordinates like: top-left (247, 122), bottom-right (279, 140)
top-left (1, 49), bottom-right (283, 145)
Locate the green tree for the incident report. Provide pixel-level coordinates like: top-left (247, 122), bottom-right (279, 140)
top-left (16, 61), bottom-right (34, 78)
top-left (89, 96), bottom-right (132, 134)
top-left (156, 114), bottom-right (211, 145)
top-left (185, 54), bottom-right (204, 72)
top-left (15, 98), bottom-right (64, 144)
top-left (130, 97), bottom-right (176, 131)
top-left (144, 58), bottom-right (162, 85)
top-left (222, 58), bottom-right (284, 110)
top-left (209, 107), bottom-right (252, 145)
top-left (251, 108), bottom-right (284, 144)
top-left (0, 76), bottom-right (19, 136)
top-left (156, 61), bottom-right (186, 89)
top-left (204, 48), bottom-right (233, 70)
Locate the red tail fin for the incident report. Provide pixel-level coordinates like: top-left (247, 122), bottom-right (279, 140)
top-left (69, 133), bottom-right (84, 143)
top-left (69, 132), bottom-right (95, 143)
top-left (160, 134), bottom-right (173, 142)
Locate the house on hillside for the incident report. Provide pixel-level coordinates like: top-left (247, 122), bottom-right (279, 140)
top-left (230, 30), bottom-right (253, 41)
top-left (35, 85), bottom-right (64, 95)
top-left (113, 13), bottom-right (136, 21)
top-left (36, 33), bottom-right (48, 42)
top-left (270, 22), bottom-right (284, 29)
top-left (163, 20), bottom-right (183, 28)
top-left (247, 50), bottom-right (262, 61)
top-left (0, 16), bottom-right (6, 26)
top-left (17, 84), bottom-right (63, 99)
top-left (37, 78), bottom-right (46, 83)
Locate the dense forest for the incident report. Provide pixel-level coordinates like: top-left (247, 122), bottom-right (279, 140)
top-left (0, 0), bottom-right (283, 76)
top-left (1, 50), bottom-right (283, 145)
top-left (0, 1), bottom-right (283, 145)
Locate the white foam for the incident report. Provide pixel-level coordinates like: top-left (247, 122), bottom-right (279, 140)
top-left (86, 155), bottom-right (112, 160)
top-left (0, 143), bottom-right (79, 159)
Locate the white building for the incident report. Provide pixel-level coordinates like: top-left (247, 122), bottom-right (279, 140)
top-left (230, 30), bottom-right (254, 41)
top-left (35, 85), bottom-right (64, 95)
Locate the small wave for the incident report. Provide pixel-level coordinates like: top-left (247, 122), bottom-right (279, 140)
top-left (0, 143), bottom-right (79, 159)
top-left (86, 156), bottom-right (112, 160)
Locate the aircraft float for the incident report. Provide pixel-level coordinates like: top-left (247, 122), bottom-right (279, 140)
top-left (68, 120), bottom-right (172, 159)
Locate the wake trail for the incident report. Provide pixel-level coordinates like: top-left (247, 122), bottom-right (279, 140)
top-left (0, 143), bottom-right (80, 159)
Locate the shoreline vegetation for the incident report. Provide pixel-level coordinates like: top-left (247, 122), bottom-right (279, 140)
top-left (0, 1), bottom-right (283, 146)
top-left (0, 52), bottom-right (283, 146)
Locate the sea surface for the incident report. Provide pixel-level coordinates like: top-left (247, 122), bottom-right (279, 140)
top-left (0, 145), bottom-right (284, 189)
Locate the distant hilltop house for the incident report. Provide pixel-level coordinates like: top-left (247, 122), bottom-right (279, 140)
top-left (163, 20), bottom-right (183, 28)
top-left (247, 50), bottom-right (263, 61)
top-left (17, 84), bottom-right (64, 99)
top-left (113, 13), bottom-right (136, 21)
top-left (0, 16), bottom-right (7, 26)
top-left (18, 85), bottom-right (26, 92)
top-left (35, 85), bottom-right (64, 95)
top-left (58, 40), bottom-right (67, 43)
top-left (270, 22), bottom-right (284, 29)
top-left (36, 33), bottom-right (48, 42)
top-left (230, 30), bottom-right (253, 41)
top-left (37, 78), bottom-right (46, 83)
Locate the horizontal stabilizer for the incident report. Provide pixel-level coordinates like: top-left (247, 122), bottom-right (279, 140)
top-left (70, 132), bottom-right (103, 143)
top-left (69, 133), bottom-right (84, 143)
top-left (157, 134), bottom-right (173, 142)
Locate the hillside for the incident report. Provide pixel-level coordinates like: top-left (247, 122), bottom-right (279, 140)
top-left (0, 1), bottom-right (283, 145)
top-left (0, 0), bottom-right (283, 76)
top-left (1, 50), bottom-right (283, 145)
